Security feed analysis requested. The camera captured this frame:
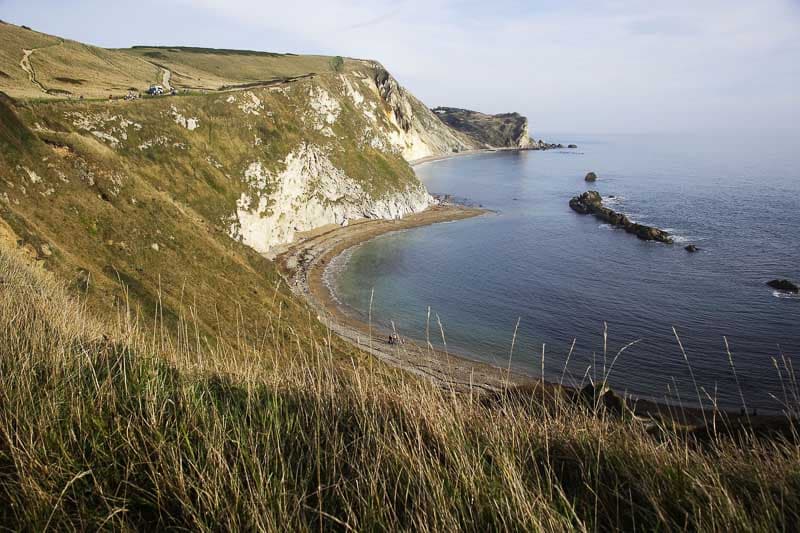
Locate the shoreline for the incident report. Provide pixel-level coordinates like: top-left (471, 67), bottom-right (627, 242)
top-left (277, 205), bottom-right (533, 393)
top-left (275, 158), bottom-right (786, 428)
top-left (408, 149), bottom-right (496, 168)
top-left (275, 204), bottom-right (732, 426)
top-left (408, 146), bottom-right (529, 168)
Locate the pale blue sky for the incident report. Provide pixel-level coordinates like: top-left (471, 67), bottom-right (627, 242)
top-left (3, 0), bottom-right (799, 137)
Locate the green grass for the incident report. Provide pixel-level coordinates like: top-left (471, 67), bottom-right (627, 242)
top-left (1, 245), bottom-right (799, 531)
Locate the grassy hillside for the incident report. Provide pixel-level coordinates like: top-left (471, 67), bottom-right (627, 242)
top-left (124, 46), bottom-right (348, 91)
top-left (0, 60), bottom-right (421, 350)
top-left (2, 246), bottom-right (799, 530)
top-left (0, 21), bottom-right (359, 99)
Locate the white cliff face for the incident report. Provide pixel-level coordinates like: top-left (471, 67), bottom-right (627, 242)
top-left (368, 64), bottom-right (477, 161)
top-left (224, 64), bottom-right (482, 254)
top-left (229, 143), bottom-right (432, 253)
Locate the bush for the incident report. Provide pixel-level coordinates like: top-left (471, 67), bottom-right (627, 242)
top-left (330, 55), bottom-right (344, 73)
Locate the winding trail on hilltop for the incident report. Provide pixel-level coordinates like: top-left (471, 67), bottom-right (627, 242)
top-left (160, 66), bottom-right (172, 90)
top-left (19, 40), bottom-right (63, 95)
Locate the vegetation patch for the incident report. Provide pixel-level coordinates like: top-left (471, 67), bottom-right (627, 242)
top-left (132, 45), bottom-right (286, 57)
top-left (53, 76), bottom-right (86, 85)
top-left (142, 50), bottom-right (168, 59)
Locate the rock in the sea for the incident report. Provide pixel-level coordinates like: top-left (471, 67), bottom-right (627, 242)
top-left (685, 244), bottom-right (699, 253)
top-left (767, 279), bottom-right (799, 293)
top-left (568, 144), bottom-right (578, 149)
top-left (585, 172), bottom-right (598, 182)
top-left (569, 191), bottom-right (673, 244)
top-left (568, 190), bottom-right (602, 214)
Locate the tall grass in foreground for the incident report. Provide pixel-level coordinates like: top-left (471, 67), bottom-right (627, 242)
top-left (1, 248), bottom-right (799, 531)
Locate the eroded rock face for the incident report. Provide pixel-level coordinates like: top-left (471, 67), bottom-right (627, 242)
top-left (369, 64), bottom-right (477, 161)
top-left (229, 143), bottom-right (433, 253)
top-left (374, 67), bottom-right (414, 132)
top-left (569, 191), bottom-right (673, 244)
top-left (767, 279), bottom-right (799, 293)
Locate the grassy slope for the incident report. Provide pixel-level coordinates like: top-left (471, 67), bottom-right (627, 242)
top-left (0, 60), bottom-right (413, 352)
top-left (0, 21), bottom-right (357, 99)
top-left (124, 46), bottom-right (345, 90)
top-left (1, 246), bottom-right (799, 531)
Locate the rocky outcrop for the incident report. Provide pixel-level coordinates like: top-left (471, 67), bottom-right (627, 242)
top-left (374, 67), bottom-right (413, 132)
top-left (431, 107), bottom-right (534, 149)
top-left (767, 279), bottom-right (799, 293)
top-left (569, 191), bottom-right (673, 244)
top-left (685, 245), bottom-right (699, 253)
top-left (370, 65), bottom-right (477, 161)
top-left (585, 172), bottom-right (598, 182)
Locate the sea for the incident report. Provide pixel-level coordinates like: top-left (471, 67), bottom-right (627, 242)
top-left (327, 133), bottom-right (800, 411)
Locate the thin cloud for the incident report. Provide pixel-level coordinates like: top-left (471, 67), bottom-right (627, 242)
top-left (340, 4), bottom-right (407, 31)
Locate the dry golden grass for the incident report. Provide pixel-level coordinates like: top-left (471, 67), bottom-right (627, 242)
top-left (123, 47), bottom-right (360, 91)
top-left (1, 245), bottom-right (799, 531)
top-left (0, 22), bottom-right (59, 97)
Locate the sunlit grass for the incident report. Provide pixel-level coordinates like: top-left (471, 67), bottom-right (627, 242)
top-left (1, 248), bottom-right (799, 531)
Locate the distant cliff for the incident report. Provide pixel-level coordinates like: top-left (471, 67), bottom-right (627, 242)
top-left (431, 107), bottom-right (534, 149)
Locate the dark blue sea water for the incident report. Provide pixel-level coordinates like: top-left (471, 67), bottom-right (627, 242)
top-left (328, 134), bottom-right (800, 410)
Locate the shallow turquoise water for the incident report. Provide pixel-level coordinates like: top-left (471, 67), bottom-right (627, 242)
top-left (329, 134), bottom-right (800, 410)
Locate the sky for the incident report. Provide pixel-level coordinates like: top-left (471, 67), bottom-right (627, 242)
top-left (3, 0), bottom-right (799, 136)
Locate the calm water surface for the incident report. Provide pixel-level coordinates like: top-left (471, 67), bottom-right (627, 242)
top-left (329, 134), bottom-right (799, 410)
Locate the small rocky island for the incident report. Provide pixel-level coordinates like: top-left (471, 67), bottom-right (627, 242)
top-left (767, 279), bottom-right (799, 293)
top-left (569, 191), bottom-right (673, 244)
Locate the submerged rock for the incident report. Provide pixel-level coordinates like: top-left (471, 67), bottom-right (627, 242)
top-left (767, 279), bottom-right (799, 293)
top-left (585, 171), bottom-right (598, 182)
top-left (568, 144), bottom-right (578, 149)
top-left (685, 244), bottom-right (699, 253)
top-left (569, 191), bottom-right (673, 244)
